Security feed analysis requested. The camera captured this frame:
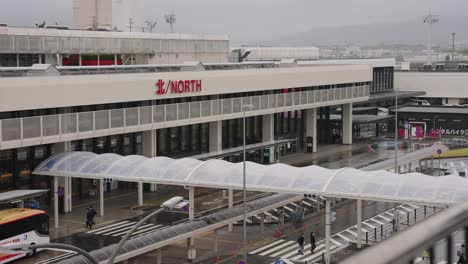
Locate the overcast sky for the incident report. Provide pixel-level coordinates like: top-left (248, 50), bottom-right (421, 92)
top-left (1, 0), bottom-right (467, 44)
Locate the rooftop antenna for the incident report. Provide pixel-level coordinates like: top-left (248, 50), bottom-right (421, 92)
top-left (145, 20), bottom-right (158, 33)
top-left (423, 12), bottom-right (439, 65)
top-left (164, 11), bottom-right (176, 33)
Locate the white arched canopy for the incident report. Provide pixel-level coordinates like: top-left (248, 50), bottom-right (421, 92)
top-left (34, 151), bottom-right (468, 205)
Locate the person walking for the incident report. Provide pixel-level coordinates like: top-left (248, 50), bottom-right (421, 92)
top-left (310, 232), bottom-right (316, 253)
top-left (297, 233), bottom-right (305, 255)
top-left (457, 244), bottom-right (465, 264)
top-left (86, 206), bottom-right (97, 229)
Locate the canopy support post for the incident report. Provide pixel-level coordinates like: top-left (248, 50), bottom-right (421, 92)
top-left (357, 199), bottom-right (363, 248)
top-left (100, 179), bottom-right (104, 217)
top-left (138, 182), bottom-right (143, 206)
top-left (54, 176), bottom-right (59, 229)
top-left (228, 189), bottom-right (234, 232)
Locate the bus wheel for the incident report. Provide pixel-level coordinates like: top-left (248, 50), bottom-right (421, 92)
top-left (26, 243), bottom-right (36, 257)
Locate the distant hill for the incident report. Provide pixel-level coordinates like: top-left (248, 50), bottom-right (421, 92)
top-left (263, 16), bottom-right (468, 47)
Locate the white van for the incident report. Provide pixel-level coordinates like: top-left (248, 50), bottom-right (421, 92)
top-left (409, 99), bottom-right (430, 106)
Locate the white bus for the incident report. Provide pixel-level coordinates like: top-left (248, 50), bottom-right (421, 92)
top-left (0, 208), bottom-right (49, 263)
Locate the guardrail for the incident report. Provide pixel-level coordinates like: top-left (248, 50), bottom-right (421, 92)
top-left (0, 85), bottom-right (369, 150)
top-left (341, 200), bottom-right (468, 264)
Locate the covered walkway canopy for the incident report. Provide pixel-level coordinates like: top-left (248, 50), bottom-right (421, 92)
top-left (34, 151), bottom-right (468, 205)
top-left (0, 190), bottom-right (48, 205)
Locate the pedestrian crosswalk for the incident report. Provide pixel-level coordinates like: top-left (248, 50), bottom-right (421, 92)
top-left (249, 203), bottom-right (430, 264)
top-left (85, 220), bottom-right (166, 238)
top-left (235, 197), bottom-right (324, 225)
top-left (442, 159), bottom-right (468, 176)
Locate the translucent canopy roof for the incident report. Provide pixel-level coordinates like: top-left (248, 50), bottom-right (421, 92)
top-left (34, 151), bottom-right (468, 205)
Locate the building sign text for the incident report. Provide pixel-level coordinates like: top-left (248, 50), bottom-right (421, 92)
top-left (155, 79), bottom-right (202, 95)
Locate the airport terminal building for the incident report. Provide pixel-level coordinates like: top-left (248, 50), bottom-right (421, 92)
top-left (0, 26), bottom-right (413, 206)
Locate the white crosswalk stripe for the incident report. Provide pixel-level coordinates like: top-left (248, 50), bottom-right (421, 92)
top-left (85, 220), bottom-right (166, 238)
top-left (249, 239), bottom-right (286, 254)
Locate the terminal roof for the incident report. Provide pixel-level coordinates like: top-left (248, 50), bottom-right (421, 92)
top-left (34, 148), bottom-right (467, 205)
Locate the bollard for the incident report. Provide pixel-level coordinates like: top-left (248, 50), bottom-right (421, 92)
top-left (374, 227), bottom-right (377, 240)
top-left (366, 232), bottom-right (368, 245)
top-left (433, 206), bottom-right (436, 213)
top-left (424, 205), bottom-right (427, 216)
top-left (381, 224), bottom-right (384, 238)
top-left (407, 212), bottom-right (410, 225)
top-left (322, 252), bottom-right (325, 264)
top-left (414, 208), bottom-right (417, 221)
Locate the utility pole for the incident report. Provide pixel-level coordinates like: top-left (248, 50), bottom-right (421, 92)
top-left (452, 32), bottom-right (456, 61)
top-left (164, 12), bottom-right (176, 33)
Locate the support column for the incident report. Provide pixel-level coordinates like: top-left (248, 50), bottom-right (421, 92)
top-left (228, 189), bottom-right (234, 232)
top-left (38, 54), bottom-right (42, 64)
top-left (325, 199), bottom-right (331, 264)
top-left (16, 54), bottom-right (20, 67)
top-left (213, 229), bottom-right (219, 253)
top-left (142, 130), bottom-right (157, 192)
top-left (99, 179), bottom-right (104, 217)
top-left (408, 162), bottom-right (412, 173)
top-left (53, 142), bottom-right (72, 213)
top-left (54, 176), bottom-right (59, 228)
top-left (97, 54), bottom-right (100, 66)
top-left (156, 249), bottom-right (162, 264)
top-left (137, 182), bottom-right (143, 206)
top-left (262, 114), bottom-right (275, 162)
top-left (305, 108), bottom-right (317, 153)
top-left (357, 200), bottom-right (362, 248)
top-left (260, 213), bottom-right (265, 237)
top-left (342, 103), bottom-right (353, 145)
top-left (114, 54), bottom-right (118, 65)
top-left (79, 54), bottom-right (82, 66)
top-left (209, 121), bottom-right (222, 152)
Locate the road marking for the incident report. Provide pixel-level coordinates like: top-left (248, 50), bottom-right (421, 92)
top-left (368, 218), bottom-right (385, 225)
top-left (85, 220), bottom-right (130, 233)
top-left (399, 205), bottom-right (413, 212)
top-left (330, 238), bottom-right (343, 246)
top-left (259, 240), bottom-right (296, 256)
top-left (362, 221), bottom-right (376, 229)
top-left (302, 245), bottom-right (337, 262)
top-left (249, 239), bottom-right (285, 254)
top-left (336, 233), bottom-right (352, 242)
top-left (88, 221), bottom-right (135, 235)
top-left (378, 214), bottom-right (391, 222)
top-left (108, 223), bottom-right (155, 236)
top-left (345, 229), bottom-right (358, 237)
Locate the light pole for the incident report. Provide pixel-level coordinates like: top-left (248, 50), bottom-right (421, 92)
top-left (242, 104), bottom-right (254, 262)
top-left (393, 88), bottom-right (399, 231)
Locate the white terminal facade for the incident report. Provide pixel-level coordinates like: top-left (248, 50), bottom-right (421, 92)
top-left (0, 27), bottom-right (406, 209)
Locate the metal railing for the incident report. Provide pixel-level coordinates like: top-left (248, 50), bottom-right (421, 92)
top-left (341, 200), bottom-right (468, 264)
top-left (0, 85), bottom-right (369, 150)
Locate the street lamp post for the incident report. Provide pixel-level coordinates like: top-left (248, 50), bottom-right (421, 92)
top-left (393, 89), bottom-right (399, 231)
top-left (242, 104), bottom-right (254, 262)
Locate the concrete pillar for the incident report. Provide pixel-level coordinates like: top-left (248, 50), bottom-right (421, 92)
top-left (342, 103), bottom-right (353, 145)
top-left (79, 54), bottom-right (82, 66)
top-left (142, 130), bottom-right (157, 192)
top-left (16, 54), bottom-right (19, 67)
top-left (228, 189), bottom-right (234, 232)
top-left (357, 200), bottom-right (362, 248)
top-left (138, 182), bottom-right (143, 206)
top-left (156, 249), bottom-right (162, 264)
top-left (114, 54), bottom-right (118, 65)
top-left (97, 54), bottom-right (100, 66)
top-left (209, 121), bottom-right (222, 152)
top-left (408, 162), bottom-right (412, 173)
top-left (38, 54), bottom-right (42, 64)
top-left (54, 176), bottom-right (59, 228)
top-left (213, 229), bottom-right (219, 253)
top-left (325, 199), bottom-right (331, 264)
top-left (56, 54), bottom-right (62, 66)
top-left (262, 114), bottom-right (275, 162)
top-left (260, 213), bottom-right (265, 237)
top-left (305, 108), bottom-right (317, 152)
top-left (100, 179), bottom-right (104, 217)
top-left (53, 142), bottom-right (72, 212)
